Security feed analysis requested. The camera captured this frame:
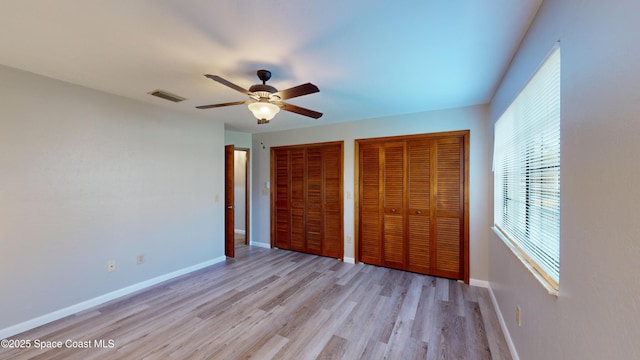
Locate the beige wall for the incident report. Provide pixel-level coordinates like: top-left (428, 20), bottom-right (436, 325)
top-left (251, 105), bottom-right (492, 281)
top-left (489, 0), bottom-right (640, 358)
top-left (0, 65), bottom-right (226, 335)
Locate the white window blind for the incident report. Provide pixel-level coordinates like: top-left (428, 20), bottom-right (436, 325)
top-left (494, 46), bottom-right (561, 290)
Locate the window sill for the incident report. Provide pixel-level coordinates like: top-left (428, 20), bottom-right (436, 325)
top-left (492, 226), bottom-right (559, 297)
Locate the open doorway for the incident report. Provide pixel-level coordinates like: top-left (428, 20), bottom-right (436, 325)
top-left (233, 148), bottom-right (250, 248)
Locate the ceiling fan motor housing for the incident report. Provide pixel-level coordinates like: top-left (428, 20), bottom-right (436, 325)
top-left (249, 84), bottom-right (280, 101)
top-left (250, 70), bottom-right (281, 101)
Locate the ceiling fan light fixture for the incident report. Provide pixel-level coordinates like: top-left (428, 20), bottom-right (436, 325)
top-left (197, 70), bottom-right (322, 122)
top-left (248, 101), bottom-right (280, 123)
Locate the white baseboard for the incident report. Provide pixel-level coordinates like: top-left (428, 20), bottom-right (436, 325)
top-left (343, 257), bottom-right (355, 264)
top-left (486, 283), bottom-right (520, 360)
top-left (470, 278), bottom-right (491, 288)
top-left (234, 229), bottom-right (246, 235)
top-left (0, 256), bottom-right (226, 339)
top-left (250, 241), bottom-right (271, 249)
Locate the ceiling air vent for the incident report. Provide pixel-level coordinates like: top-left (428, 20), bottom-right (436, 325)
top-left (149, 89), bottom-right (186, 103)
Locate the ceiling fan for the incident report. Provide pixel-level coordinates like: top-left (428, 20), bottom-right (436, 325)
top-left (196, 70), bottom-right (322, 124)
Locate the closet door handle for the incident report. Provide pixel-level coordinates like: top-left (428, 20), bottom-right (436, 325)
top-left (391, 208), bottom-right (396, 213)
top-left (417, 210), bottom-right (422, 214)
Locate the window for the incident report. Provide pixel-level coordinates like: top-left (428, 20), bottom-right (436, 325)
top-left (493, 45), bottom-right (561, 293)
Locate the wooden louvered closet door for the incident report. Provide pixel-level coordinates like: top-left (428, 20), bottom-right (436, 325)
top-left (305, 147), bottom-right (323, 255)
top-left (274, 150), bottom-right (291, 249)
top-left (382, 142), bottom-right (406, 269)
top-left (358, 143), bottom-right (383, 265)
top-left (432, 137), bottom-right (464, 279)
top-left (271, 142), bottom-right (344, 260)
top-left (407, 139), bottom-right (431, 274)
top-left (322, 145), bottom-right (343, 258)
top-left (290, 149), bottom-right (306, 252)
top-left (357, 131), bottom-right (468, 282)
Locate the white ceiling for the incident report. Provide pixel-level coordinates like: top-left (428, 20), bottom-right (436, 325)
top-left (0, 0), bottom-right (541, 134)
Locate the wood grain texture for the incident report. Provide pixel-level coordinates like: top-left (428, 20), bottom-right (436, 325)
top-left (271, 142), bottom-right (343, 259)
top-left (273, 149), bottom-right (291, 249)
top-left (359, 143), bottom-right (383, 265)
top-left (357, 132), bottom-right (468, 281)
top-left (290, 148), bottom-right (307, 250)
top-left (1, 246), bottom-right (511, 360)
top-left (322, 145), bottom-right (343, 259)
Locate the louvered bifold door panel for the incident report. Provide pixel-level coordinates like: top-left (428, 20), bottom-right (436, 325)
top-left (359, 144), bottom-right (383, 265)
top-left (306, 147), bottom-right (323, 255)
top-left (407, 140), bottom-right (431, 274)
top-left (383, 142), bottom-right (406, 268)
top-left (433, 137), bottom-right (464, 278)
top-left (290, 149), bottom-right (306, 252)
top-left (274, 150), bottom-right (291, 249)
top-left (322, 145), bottom-right (343, 258)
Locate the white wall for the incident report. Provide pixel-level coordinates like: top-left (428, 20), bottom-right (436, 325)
top-left (225, 130), bottom-right (252, 149)
top-left (0, 65), bottom-right (226, 334)
top-left (251, 105), bottom-right (492, 280)
top-left (489, 0), bottom-right (640, 358)
top-left (234, 150), bottom-right (247, 231)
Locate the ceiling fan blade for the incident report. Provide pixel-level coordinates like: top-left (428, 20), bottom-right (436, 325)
top-left (274, 83), bottom-right (319, 100)
top-left (204, 74), bottom-right (252, 96)
top-left (281, 102), bottom-right (323, 119)
top-left (196, 100), bottom-right (251, 109)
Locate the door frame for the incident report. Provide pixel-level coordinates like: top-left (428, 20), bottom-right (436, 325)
top-left (236, 148), bottom-right (250, 246)
top-left (224, 146), bottom-right (252, 256)
top-left (225, 145), bottom-right (235, 258)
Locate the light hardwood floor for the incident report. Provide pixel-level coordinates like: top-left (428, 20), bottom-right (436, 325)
top-left (1, 246), bottom-right (511, 359)
top-left (235, 233), bottom-right (246, 246)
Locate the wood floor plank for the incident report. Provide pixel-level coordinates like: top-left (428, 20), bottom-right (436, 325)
top-left (411, 284), bottom-right (436, 344)
top-left (316, 335), bottom-right (348, 360)
top-left (1, 246), bottom-right (512, 360)
top-left (251, 334), bottom-right (289, 360)
top-left (275, 300), bottom-right (356, 360)
top-left (338, 292), bottom-right (386, 359)
top-left (211, 305), bottom-right (290, 360)
top-left (464, 300), bottom-right (493, 360)
top-left (477, 288), bottom-right (512, 360)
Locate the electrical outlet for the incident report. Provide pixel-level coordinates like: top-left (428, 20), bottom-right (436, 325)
top-left (107, 260), bottom-right (116, 272)
top-left (136, 254), bottom-right (145, 264)
top-left (346, 236), bottom-right (352, 244)
top-left (516, 305), bottom-right (522, 326)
